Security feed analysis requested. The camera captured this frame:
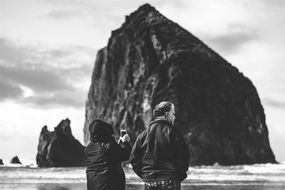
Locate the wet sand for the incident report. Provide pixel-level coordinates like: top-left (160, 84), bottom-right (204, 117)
top-left (1, 164), bottom-right (285, 190)
top-left (1, 182), bottom-right (285, 190)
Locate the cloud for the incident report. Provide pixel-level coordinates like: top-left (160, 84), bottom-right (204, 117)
top-left (42, 0), bottom-right (160, 28)
top-left (251, 0), bottom-right (285, 9)
top-left (262, 97), bottom-right (285, 109)
top-left (45, 9), bottom-right (85, 19)
top-left (23, 90), bottom-right (85, 108)
top-left (270, 0), bottom-right (285, 7)
top-left (205, 24), bottom-right (257, 54)
top-left (0, 64), bottom-right (87, 108)
top-left (0, 37), bottom-right (94, 108)
top-left (0, 65), bottom-right (74, 92)
top-left (0, 79), bottom-right (23, 100)
top-left (0, 38), bottom-right (75, 67)
top-left (0, 38), bottom-right (30, 65)
top-left (154, 0), bottom-right (186, 8)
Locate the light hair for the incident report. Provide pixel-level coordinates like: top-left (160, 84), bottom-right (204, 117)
top-left (153, 101), bottom-right (173, 118)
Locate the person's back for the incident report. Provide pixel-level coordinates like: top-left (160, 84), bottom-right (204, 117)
top-left (130, 101), bottom-right (189, 190)
top-left (85, 119), bottom-right (131, 190)
top-left (85, 140), bottom-right (130, 189)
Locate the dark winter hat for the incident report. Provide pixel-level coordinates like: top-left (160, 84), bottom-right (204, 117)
top-left (89, 119), bottom-right (113, 142)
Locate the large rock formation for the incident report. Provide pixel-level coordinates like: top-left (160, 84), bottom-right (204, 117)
top-left (84, 4), bottom-right (276, 165)
top-left (0, 159), bottom-right (3, 165)
top-left (36, 118), bottom-right (85, 167)
top-left (10, 156), bottom-right (22, 164)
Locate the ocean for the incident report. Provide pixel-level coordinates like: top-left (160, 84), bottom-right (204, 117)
top-left (1, 161), bottom-right (285, 190)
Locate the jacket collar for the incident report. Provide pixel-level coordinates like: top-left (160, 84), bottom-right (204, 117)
top-left (149, 117), bottom-right (173, 127)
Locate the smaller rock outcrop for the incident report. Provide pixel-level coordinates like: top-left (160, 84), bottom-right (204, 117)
top-left (36, 118), bottom-right (85, 167)
top-left (10, 156), bottom-right (22, 164)
top-left (0, 159), bottom-right (3, 165)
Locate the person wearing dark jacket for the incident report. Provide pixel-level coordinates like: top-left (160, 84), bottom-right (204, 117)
top-left (130, 101), bottom-right (190, 190)
top-left (85, 119), bottom-right (131, 190)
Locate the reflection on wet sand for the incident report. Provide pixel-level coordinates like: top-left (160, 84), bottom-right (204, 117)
top-left (37, 183), bottom-right (85, 190)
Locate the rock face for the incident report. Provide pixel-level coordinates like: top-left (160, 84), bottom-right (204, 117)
top-left (10, 156), bottom-right (21, 164)
top-left (84, 4), bottom-right (276, 165)
top-left (36, 118), bottom-right (85, 167)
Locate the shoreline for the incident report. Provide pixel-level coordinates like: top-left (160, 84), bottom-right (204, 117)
top-left (1, 182), bottom-right (285, 190)
top-left (1, 164), bottom-right (285, 190)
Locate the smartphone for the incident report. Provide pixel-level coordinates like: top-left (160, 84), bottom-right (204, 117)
top-left (120, 130), bottom-right (127, 137)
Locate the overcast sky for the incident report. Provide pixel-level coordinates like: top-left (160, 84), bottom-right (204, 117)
top-left (0, 0), bottom-right (284, 162)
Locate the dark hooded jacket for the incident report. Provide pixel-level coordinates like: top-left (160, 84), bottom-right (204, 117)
top-left (85, 120), bottom-right (131, 190)
top-left (85, 138), bottom-right (131, 190)
top-left (130, 119), bottom-right (189, 182)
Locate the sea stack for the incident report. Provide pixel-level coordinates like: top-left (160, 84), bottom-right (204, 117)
top-left (10, 156), bottom-right (22, 164)
top-left (36, 118), bottom-right (85, 167)
top-left (84, 4), bottom-right (276, 165)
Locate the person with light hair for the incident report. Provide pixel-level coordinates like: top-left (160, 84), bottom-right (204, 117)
top-left (130, 101), bottom-right (189, 190)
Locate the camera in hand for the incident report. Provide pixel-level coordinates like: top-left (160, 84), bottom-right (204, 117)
top-left (120, 130), bottom-right (127, 137)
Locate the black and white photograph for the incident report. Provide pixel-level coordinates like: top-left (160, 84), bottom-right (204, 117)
top-left (0, 0), bottom-right (284, 189)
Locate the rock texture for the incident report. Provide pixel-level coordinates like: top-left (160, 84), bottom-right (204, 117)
top-left (36, 118), bottom-right (85, 167)
top-left (10, 156), bottom-right (21, 164)
top-left (84, 4), bottom-right (276, 165)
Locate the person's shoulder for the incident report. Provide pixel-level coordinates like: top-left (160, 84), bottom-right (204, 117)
top-left (138, 129), bottom-right (147, 138)
top-left (135, 128), bottom-right (149, 142)
top-left (151, 119), bottom-right (172, 127)
top-left (97, 142), bottom-right (114, 154)
top-left (85, 142), bottom-right (102, 153)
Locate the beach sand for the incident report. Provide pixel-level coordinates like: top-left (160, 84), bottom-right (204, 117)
top-left (1, 163), bottom-right (285, 190)
top-left (1, 183), bottom-right (285, 190)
